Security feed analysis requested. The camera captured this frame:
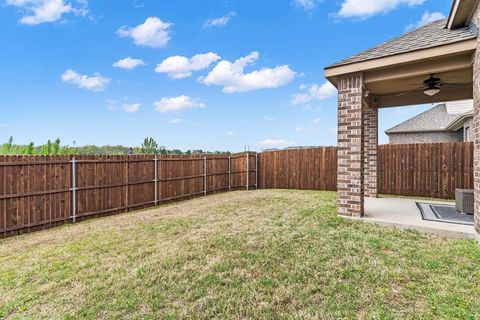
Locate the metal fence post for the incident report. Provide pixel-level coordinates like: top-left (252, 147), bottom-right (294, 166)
top-left (228, 155), bottom-right (231, 191)
top-left (125, 158), bottom-right (129, 212)
top-left (204, 156), bottom-right (207, 196)
top-left (255, 152), bottom-right (258, 189)
top-left (71, 157), bottom-right (77, 223)
top-left (154, 157), bottom-right (158, 205)
top-left (246, 153), bottom-right (249, 191)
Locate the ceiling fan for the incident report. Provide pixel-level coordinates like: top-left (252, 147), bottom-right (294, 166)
top-left (422, 74), bottom-right (442, 96)
top-left (421, 74), bottom-right (471, 96)
top-left (393, 74), bottom-right (470, 97)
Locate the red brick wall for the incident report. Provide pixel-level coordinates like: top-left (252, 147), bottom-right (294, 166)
top-left (337, 74), bottom-right (364, 217)
top-left (363, 107), bottom-right (378, 197)
top-left (474, 27), bottom-right (480, 236)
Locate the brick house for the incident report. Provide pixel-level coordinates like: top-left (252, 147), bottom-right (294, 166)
top-left (324, 0), bottom-right (480, 243)
top-left (386, 100), bottom-right (473, 144)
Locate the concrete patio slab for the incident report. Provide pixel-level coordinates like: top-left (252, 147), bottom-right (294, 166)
top-left (347, 197), bottom-right (476, 239)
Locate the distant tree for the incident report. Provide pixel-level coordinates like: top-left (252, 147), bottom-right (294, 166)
top-left (52, 138), bottom-right (61, 155)
top-left (26, 142), bottom-right (35, 155)
top-left (5, 136), bottom-right (13, 153)
top-left (0, 136), bottom-right (227, 155)
top-left (141, 137), bottom-right (159, 154)
top-left (40, 140), bottom-right (53, 155)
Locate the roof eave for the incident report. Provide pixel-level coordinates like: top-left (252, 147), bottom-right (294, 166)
top-left (324, 38), bottom-right (477, 87)
top-left (447, 0), bottom-right (480, 29)
top-left (446, 113), bottom-right (474, 131)
top-left (385, 129), bottom-right (450, 135)
top-left (447, 0), bottom-right (462, 29)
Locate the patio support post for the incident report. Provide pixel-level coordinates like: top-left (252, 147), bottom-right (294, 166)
top-left (473, 25), bottom-right (480, 242)
top-left (363, 107), bottom-right (378, 198)
top-left (337, 73), bottom-right (365, 217)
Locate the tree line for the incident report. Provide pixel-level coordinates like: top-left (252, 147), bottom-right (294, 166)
top-left (0, 137), bottom-right (226, 155)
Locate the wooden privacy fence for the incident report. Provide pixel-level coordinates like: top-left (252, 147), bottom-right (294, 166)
top-left (0, 152), bottom-right (258, 237)
top-left (257, 147), bottom-right (337, 191)
top-left (0, 143), bottom-right (474, 236)
top-left (378, 142), bottom-right (474, 199)
top-left (257, 143), bottom-right (473, 199)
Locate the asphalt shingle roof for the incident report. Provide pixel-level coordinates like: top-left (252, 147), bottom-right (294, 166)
top-left (326, 20), bottom-right (477, 69)
top-left (385, 104), bottom-right (462, 134)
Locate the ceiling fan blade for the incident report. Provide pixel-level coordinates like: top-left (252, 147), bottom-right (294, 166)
top-left (391, 88), bottom-right (423, 97)
top-left (440, 83), bottom-right (471, 88)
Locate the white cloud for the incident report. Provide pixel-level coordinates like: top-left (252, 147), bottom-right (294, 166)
top-left (337, 0), bottom-right (424, 19)
top-left (155, 52), bottom-right (220, 79)
top-left (263, 116), bottom-right (275, 122)
top-left (258, 139), bottom-right (294, 148)
top-left (122, 103), bottom-right (140, 113)
top-left (293, 0), bottom-right (316, 11)
top-left (291, 81), bottom-right (337, 105)
top-left (117, 17), bottom-right (172, 48)
top-left (226, 131), bottom-right (236, 136)
top-left (200, 51), bottom-right (296, 93)
top-left (295, 126), bottom-right (319, 132)
top-left (106, 99), bottom-right (117, 110)
top-left (405, 11), bottom-right (446, 31)
top-left (61, 69), bottom-right (109, 91)
top-left (294, 118), bottom-right (324, 132)
top-left (203, 11), bottom-right (236, 28)
top-left (168, 118), bottom-right (182, 124)
top-left (132, 0), bottom-right (144, 8)
top-left (0, 123), bottom-right (22, 128)
top-left (153, 95), bottom-right (205, 113)
top-left (6, 0), bottom-right (88, 25)
top-left (113, 57), bottom-right (145, 70)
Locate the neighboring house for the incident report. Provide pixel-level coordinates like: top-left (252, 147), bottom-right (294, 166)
top-left (385, 100), bottom-right (474, 144)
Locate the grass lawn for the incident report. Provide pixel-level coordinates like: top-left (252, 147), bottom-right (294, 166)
top-left (1, 190), bottom-right (479, 319)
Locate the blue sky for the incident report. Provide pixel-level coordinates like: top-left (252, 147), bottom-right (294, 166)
top-left (0, 0), bottom-right (452, 151)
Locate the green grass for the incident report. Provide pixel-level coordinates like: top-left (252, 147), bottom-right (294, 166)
top-left (1, 190), bottom-right (479, 319)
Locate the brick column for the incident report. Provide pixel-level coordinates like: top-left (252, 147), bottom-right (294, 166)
top-left (363, 107), bottom-right (378, 198)
top-left (474, 31), bottom-right (480, 243)
top-left (337, 74), bottom-right (365, 217)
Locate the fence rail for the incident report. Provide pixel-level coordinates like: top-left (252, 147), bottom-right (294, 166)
top-left (0, 142), bottom-right (474, 237)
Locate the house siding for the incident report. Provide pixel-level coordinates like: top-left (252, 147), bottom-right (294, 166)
top-left (388, 131), bottom-right (463, 144)
top-left (464, 118), bottom-right (473, 141)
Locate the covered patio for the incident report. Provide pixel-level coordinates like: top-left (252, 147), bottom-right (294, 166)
top-left (324, 0), bottom-right (480, 242)
top-left (363, 197), bottom-right (475, 239)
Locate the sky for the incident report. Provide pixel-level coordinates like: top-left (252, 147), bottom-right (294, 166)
top-left (0, 0), bottom-right (453, 151)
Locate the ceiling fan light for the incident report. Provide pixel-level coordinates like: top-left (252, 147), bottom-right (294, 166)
top-left (424, 88), bottom-right (440, 96)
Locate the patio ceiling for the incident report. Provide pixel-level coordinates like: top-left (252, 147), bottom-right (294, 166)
top-left (325, 20), bottom-right (477, 108)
